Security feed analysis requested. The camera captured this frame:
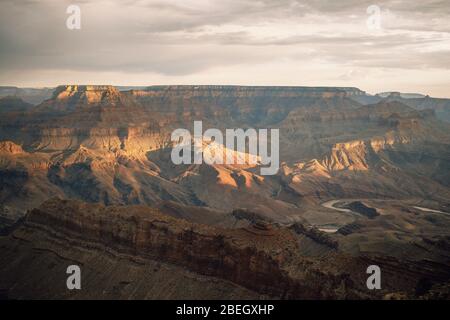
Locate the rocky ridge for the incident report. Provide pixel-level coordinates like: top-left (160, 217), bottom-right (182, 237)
top-left (1, 198), bottom-right (449, 299)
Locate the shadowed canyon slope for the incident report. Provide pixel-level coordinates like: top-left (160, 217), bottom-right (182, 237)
top-left (2, 198), bottom-right (449, 299)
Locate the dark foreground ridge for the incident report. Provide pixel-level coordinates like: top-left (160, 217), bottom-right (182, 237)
top-left (1, 198), bottom-right (449, 299)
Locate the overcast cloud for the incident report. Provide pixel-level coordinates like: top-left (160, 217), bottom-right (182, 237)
top-left (0, 0), bottom-right (449, 97)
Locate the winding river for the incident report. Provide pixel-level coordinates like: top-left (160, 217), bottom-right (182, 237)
top-left (412, 206), bottom-right (450, 215)
top-left (320, 200), bottom-right (354, 214)
top-left (317, 200), bottom-right (450, 234)
top-left (316, 200), bottom-right (360, 233)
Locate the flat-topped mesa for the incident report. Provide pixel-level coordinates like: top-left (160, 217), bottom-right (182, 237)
top-left (33, 84), bottom-right (138, 113)
top-left (52, 85), bottom-right (121, 104)
top-left (341, 87), bottom-right (367, 96)
top-left (129, 85), bottom-right (365, 99)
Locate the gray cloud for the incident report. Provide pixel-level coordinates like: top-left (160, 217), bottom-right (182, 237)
top-left (0, 0), bottom-right (449, 96)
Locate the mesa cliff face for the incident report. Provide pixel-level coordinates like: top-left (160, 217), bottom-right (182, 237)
top-left (129, 85), bottom-right (358, 98)
top-left (43, 85), bottom-right (129, 110)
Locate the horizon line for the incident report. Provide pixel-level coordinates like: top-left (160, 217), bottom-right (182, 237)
top-left (1, 84), bottom-right (446, 98)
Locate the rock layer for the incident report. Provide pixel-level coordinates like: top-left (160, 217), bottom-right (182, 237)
top-left (1, 198), bottom-right (449, 299)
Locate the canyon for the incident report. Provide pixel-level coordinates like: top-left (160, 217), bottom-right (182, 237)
top-left (0, 85), bottom-right (449, 299)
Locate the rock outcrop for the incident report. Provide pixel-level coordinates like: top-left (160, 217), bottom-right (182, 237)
top-left (20, 198), bottom-right (359, 299)
top-left (2, 198), bottom-right (449, 299)
top-left (344, 201), bottom-right (379, 219)
top-left (0, 141), bottom-right (24, 155)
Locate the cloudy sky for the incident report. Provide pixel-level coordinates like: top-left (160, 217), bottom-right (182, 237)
top-left (0, 0), bottom-right (449, 97)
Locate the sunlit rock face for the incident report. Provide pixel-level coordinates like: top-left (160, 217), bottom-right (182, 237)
top-left (53, 85), bottom-right (119, 102)
top-left (0, 85), bottom-right (449, 218)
